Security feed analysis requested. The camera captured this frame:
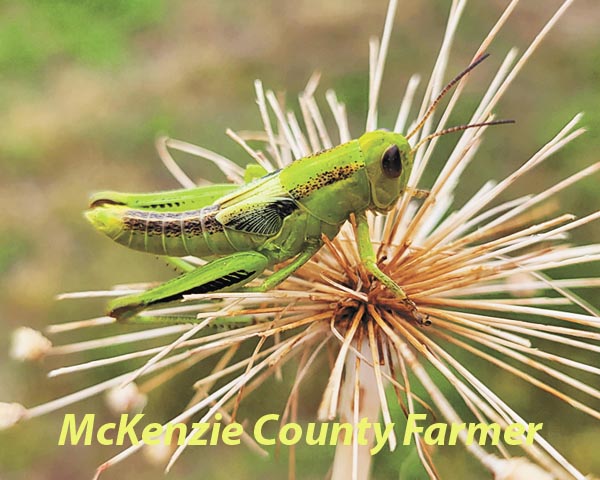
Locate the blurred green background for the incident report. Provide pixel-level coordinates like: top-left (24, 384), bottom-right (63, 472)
top-left (0, 0), bottom-right (598, 479)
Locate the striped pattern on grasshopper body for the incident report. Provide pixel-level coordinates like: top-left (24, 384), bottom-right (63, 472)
top-left (85, 130), bottom-right (419, 322)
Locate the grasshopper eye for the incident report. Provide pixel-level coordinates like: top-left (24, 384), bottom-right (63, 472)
top-left (381, 145), bottom-right (402, 178)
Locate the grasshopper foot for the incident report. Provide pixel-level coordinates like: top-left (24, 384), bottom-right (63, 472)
top-left (107, 297), bottom-right (145, 323)
top-left (401, 297), bottom-right (431, 326)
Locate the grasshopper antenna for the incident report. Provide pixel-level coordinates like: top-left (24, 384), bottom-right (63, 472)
top-left (406, 53), bottom-right (490, 141)
top-left (410, 119), bottom-right (515, 154)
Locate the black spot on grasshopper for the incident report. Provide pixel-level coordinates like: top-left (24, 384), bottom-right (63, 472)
top-left (122, 206), bottom-right (224, 236)
top-left (199, 206), bottom-right (224, 235)
top-left (289, 163), bottom-right (360, 199)
top-left (143, 201), bottom-right (182, 209)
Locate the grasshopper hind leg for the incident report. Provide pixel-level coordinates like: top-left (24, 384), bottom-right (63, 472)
top-left (108, 251), bottom-right (269, 323)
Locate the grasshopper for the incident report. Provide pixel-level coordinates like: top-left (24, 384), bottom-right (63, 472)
top-left (85, 54), bottom-right (511, 325)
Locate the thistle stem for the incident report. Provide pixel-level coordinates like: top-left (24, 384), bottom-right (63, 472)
top-left (331, 339), bottom-right (382, 480)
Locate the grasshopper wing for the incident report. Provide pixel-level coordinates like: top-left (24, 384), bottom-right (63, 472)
top-left (216, 198), bottom-right (298, 236)
top-left (215, 170), bottom-right (298, 236)
top-left (216, 169), bottom-right (285, 206)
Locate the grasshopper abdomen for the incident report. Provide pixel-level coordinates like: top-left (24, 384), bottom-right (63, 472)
top-left (86, 204), bottom-right (233, 258)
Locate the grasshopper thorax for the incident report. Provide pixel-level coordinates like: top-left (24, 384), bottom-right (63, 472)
top-left (358, 131), bottom-right (414, 212)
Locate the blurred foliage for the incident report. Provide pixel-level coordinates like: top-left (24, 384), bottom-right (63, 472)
top-left (0, 0), bottom-right (598, 479)
top-left (0, 0), bottom-right (165, 75)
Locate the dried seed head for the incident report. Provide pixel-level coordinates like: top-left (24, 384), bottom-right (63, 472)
top-left (143, 435), bottom-right (174, 466)
top-left (10, 327), bottom-right (52, 361)
top-left (105, 383), bottom-right (147, 414)
top-left (0, 402), bottom-right (27, 430)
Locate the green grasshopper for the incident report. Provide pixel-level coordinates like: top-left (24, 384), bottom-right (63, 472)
top-left (85, 54), bottom-right (511, 325)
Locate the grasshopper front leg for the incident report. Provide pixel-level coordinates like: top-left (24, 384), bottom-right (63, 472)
top-left (108, 251), bottom-right (269, 323)
top-left (355, 212), bottom-right (428, 325)
top-left (242, 240), bottom-right (322, 292)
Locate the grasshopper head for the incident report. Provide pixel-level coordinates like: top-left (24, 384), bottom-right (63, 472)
top-left (359, 130), bottom-right (413, 212)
